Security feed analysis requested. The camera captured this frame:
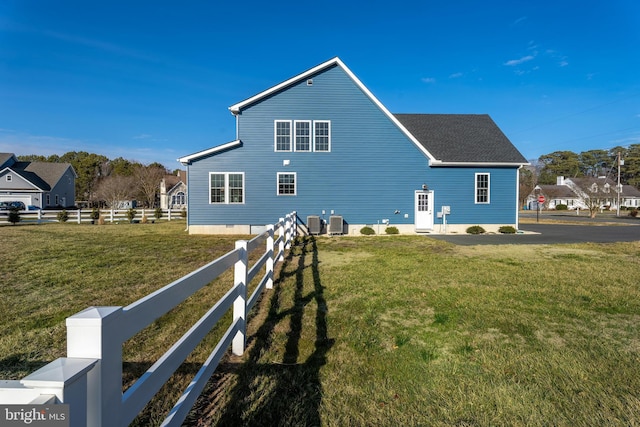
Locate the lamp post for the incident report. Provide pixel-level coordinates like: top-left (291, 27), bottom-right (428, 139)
top-left (534, 185), bottom-right (542, 223)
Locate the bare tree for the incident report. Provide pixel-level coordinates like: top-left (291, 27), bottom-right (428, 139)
top-left (93, 175), bottom-right (136, 208)
top-left (134, 164), bottom-right (167, 208)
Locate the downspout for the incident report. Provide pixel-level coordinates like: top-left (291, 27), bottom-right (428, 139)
top-left (516, 165), bottom-right (522, 230)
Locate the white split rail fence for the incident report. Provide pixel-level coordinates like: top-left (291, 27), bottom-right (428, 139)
top-left (0, 212), bottom-right (298, 427)
top-left (0, 208), bottom-right (184, 224)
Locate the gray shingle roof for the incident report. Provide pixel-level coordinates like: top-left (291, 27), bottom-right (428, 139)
top-left (0, 153), bottom-right (16, 169)
top-left (394, 114), bottom-right (527, 164)
top-left (9, 161), bottom-right (73, 190)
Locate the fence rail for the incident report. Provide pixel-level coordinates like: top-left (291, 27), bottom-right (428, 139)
top-left (0, 208), bottom-right (185, 224)
top-left (0, 211), bottom-right (298, 427)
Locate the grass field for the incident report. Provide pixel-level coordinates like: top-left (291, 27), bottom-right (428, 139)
top-left (2, 221), bottom-right (640, 426)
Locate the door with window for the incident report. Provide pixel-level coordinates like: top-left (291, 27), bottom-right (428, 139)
top-left (415, 190), bottom-right (434, 231)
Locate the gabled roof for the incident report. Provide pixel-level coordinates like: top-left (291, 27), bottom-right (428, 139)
top-left (538, 184), bottom-right (579, 199)
top-left (3, 161), bottom-right (75, 190)
top-left (227, 57), bottom-right (435, 162)
top-left (394, 114), bottom-right (528, 165)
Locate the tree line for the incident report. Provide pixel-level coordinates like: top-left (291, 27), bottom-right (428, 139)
top-left (18, 152), bottom-right (178, 208)
top-left (519, 144), bottom-right (640, 204)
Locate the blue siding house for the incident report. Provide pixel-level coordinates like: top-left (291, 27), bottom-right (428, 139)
top-left (179, 58), bottom-right (527, 235)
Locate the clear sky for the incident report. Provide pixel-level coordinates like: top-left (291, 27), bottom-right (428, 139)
top-left (1, 1), bottom-right (639, 170)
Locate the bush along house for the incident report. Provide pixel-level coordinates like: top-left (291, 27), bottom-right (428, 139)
top-left (179, 58), bottom-right (528, 235)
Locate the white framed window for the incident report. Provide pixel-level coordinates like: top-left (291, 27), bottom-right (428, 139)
top-left (475, 173), bottom-right (490, 204)
top-left (295, 120), bottom-right (311, 152)
top-left (314, 120), bottom-right (331, 152)
top-left (275, 120), bottom-right (292, 152)
top-left (209, 172), bottom-right (244, 204)
top-left (277, 172), bottom-right (296, 196)
top-left (6, 175), bottom-right (12, 182)
top-left (46, 194), bottom-right (50, 205)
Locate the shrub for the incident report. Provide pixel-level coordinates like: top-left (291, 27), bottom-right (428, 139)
top-left (141, 214), bottom-right (148, 224)
top-left (629, 209), bottom-right (638, 218)
top-left (154, 207), bottom-right (163, 220)
top-left (499, 225), bottom-right (517, 234)
top-left (57, 210), bottom-right (69, 223)
top-left (126, 209), bottom-right (137, 223)
top-left (8, 209), bottom-right (20, 225)
top-left (180, 207), bottom-right (187, 219)
top-left (385, 226), bottom-right (399, 235)
top-left (90, 208), bottom-right (100, 221)
top-left (360, 226), bottom-right (375, 235)
top-left (466, 225), bottom-right (485, 234)
top-left (555, 204), bottom-right (568, 210)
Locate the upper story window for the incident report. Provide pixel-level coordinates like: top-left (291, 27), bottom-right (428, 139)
top-left (275, 121), bottom-right (292, 152)
top-left (314, 121), bottom-right (330, 152)
top-left (275, 120), bottom-right (331, 152)
top-left (210, 172), bottom-right (244, 204)
top-left (295, 121), bottom-right (311, 152)
top-left (6, 175), bottom-right (12, 182)
top-left (475, 173), bottom-right (490, 204)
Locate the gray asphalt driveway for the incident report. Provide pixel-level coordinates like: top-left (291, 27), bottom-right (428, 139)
top-left (428, 220), bottom-right (640, 246)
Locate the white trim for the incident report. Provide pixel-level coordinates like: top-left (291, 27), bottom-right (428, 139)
top-left (274, 120), bottom-right (292, 152)
top-left (208, 172), bottom-right (245, 205)
top-left (475, 172), bottom-right (490, 204)
top-left (0, 167), bottom-right (45, 191)
top-left (227, 57), bottom-right (436, 162)
top-left (178, 140), bottom-right (242, 164)
top-left (430, 161), bottom-right (529, 167)
top-left (313, 120), bottom-right (331, 152)
top-left (294, 120), bottom-right (311, 152)
top-left (277, 172), bottom-right (297, 196)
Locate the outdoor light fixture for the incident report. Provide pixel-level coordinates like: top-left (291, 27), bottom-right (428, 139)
top-left (422, 184), bottom-right (428, 190)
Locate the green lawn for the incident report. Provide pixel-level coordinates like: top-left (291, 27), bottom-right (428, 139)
top-left (2, 222), bottom-right (640, 426)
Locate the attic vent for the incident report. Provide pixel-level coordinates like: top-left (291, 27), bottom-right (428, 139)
top-left (6, 175), bottom-right (11, 182)
top-left (306, 79), bottom-right (313, 86)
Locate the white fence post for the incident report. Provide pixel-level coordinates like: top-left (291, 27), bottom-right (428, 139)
top-left (110, 209), bottom-right (114, 223)
top-left (66, 306), bottom-right (124, 427)
top-left (232, 240), bottom-right (248, 356)
top-left (285, 214), bottom-right (292, 250)
top-left (77, 209), bottom-right (82, 224)
top-left (266, 224), bottom-right (274, 289)
top-left (168, 208), bottom-right (172, 221)
top-left (291, 211), bottom-right (297, 240)
top-left (278, 217), bottom-right (285, 262)
top-left (37, 209), bottom-right (42, 224)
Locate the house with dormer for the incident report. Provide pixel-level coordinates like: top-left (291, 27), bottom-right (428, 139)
top-left (0, 153), bottom-right (77, 209)
top-left (178, 58), bottom-right (527, 234)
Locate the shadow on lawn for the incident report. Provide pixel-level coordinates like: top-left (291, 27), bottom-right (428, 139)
top-left (188, 235), bottom-right (334, 426)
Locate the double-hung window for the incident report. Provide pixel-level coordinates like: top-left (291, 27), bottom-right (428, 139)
top-left (295, 121), bottom-right (311, 151)
top-left (210, 172), bottom-right (244, 204)
top-left (277, 172), bottom-right (296, 196)
top-left (475, 173), bottom-right (490, 204)
top-left (275, 121), bottom-right (292, 152)
top-left (314, 121), bottom-right (330, 152)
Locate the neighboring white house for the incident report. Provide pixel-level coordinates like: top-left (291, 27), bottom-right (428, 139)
top-left (160, 170), bottom-right (187, 210)
top-left (0, 152), bottom-right (77, 208)
top-left (527, 176), bottom-right (640, 210)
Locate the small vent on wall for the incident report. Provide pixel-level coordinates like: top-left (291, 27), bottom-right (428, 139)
top-left (307, 79), bottom-right (313, 86)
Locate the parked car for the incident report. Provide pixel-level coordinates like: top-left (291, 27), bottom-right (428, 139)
top-left (0, 201), bottom-right (26, 211)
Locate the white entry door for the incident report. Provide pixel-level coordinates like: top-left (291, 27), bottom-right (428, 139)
top-left (415, 190), bottom-right (434, 231)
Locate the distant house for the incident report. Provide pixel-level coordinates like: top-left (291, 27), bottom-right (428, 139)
top-left (160, 170), bottom-right (187, 210)
top-left (0, 153), bottom-right (77, 208)
top-left (178, 58), bottom-right (527, 234)
top-left (527, 176), bottom-right (640, 210)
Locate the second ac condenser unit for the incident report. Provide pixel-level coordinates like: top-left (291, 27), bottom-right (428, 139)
top-left (328, 215), bottom-right (343, 235)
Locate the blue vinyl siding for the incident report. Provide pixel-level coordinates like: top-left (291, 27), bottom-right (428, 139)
top-left (186, 65), bottom-right (519, 228)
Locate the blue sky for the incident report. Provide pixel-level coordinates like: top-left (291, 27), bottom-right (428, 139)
top-left (1, 1), bottom-right (639, 170)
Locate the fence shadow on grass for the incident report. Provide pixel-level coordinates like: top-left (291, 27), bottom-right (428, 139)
top-left (188, 235), bottom-right (334, 426)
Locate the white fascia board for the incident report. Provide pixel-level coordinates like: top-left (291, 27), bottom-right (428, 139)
top-left (226, 57), bottom-right (437, 162)
top-left (429, 161), bottom-right (530, 167)
top-left (178, 140), bottom-right (241, 165)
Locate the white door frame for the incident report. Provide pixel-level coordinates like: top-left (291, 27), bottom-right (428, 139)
top-left (415, 190), bottom-right (434, 231)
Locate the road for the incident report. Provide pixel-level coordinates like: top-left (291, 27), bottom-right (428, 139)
top-left (429, 212), bottom-right (640, 245)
